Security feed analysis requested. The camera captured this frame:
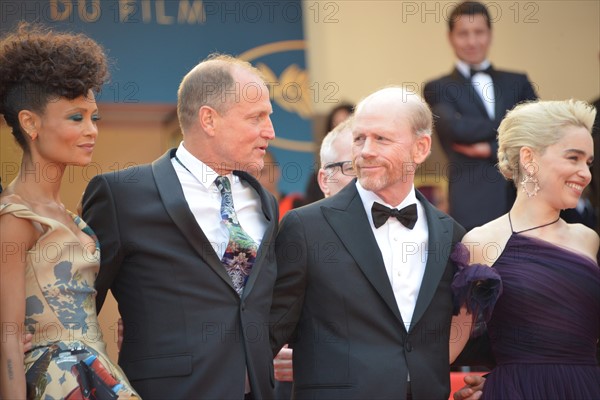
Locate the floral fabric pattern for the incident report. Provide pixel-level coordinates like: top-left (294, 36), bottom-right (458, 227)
top-left (215, 176), bottom-right (258, 296)
top-left (0, 203), bottom-right (138, 399)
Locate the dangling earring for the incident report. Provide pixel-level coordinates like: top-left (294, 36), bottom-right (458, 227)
top-left (520, 164), bottom-right (539, 198)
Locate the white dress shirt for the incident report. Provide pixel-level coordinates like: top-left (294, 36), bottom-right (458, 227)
top-left (172, 142), bottom-right (268, 258)
top-left (356, 182), bottom-right (429, 333)
top-left (456, 59), bottom-right (495, 120)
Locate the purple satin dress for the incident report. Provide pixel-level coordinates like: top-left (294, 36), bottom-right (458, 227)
top-left (452, 234), bottom-right (600, 399)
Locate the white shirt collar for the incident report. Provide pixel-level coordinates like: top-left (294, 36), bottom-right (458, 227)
top-left (175, 141), bottom-right (238, 189)
top-left (455, 59), bottom-right (491, 79)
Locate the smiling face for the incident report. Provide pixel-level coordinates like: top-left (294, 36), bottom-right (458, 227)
top-left (210, 67), bottom-right (275, 174)
top-left (531, 125), bottom-right (594, 210)
top-left (352, 99), bottom-right (431, 206)
top-left (448, 13), bottom-right (492, 66)
top-left (27, 91), bottom-right (99, 167)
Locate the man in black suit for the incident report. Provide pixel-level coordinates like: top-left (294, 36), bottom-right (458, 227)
top-left (270, 87), bottom-right (466, 399)
top-left (82, 54), bottom-right (278, 399)
top-left (424, 1), bottom-right (537, 231)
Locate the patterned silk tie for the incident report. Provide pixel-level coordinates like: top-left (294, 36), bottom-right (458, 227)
top-left (215, 176), bottom-right (258, 296)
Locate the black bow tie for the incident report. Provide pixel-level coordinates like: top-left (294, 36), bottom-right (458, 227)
top-left (371, 202), bottom-right (418, 229)
top-left (470, 65), bottom-right (492, 78)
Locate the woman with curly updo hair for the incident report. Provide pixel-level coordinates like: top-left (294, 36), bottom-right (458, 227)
top-left (0, 23), bottom-right (138, 399)
top-left (451, 99), bottom-right (600, 399)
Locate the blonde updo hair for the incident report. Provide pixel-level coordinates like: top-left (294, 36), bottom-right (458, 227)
top-left (497, 99), bottom-right (596, 185)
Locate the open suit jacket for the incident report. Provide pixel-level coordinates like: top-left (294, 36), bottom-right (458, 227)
top-left (270, 182), bottom-right (466, 400)
top-left (82, 149), bottom-right (279, 400)
top-left (424, 67), bottom-right (537, 230)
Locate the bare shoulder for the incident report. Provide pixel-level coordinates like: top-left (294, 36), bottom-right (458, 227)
top-left (462, 215), bottom-right (512, 265)
top-left (565, 223), bottom-right (599, 263)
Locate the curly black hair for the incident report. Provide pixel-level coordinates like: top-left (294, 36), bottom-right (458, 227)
top-left (0, 22), bottom-right (109, 150)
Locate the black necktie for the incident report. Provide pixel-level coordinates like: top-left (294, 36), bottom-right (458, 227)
top-left (470, 65), bottom-right (492, 78)
top-left (371, 202), bottom-right (418, 229)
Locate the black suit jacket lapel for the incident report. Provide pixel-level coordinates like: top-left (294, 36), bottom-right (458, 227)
top-left (321, 183), bottom-right (405, 325)
top-left (452, 68), bottom-right (491, 120)
top-left (234, 170), bottom-right (277, 299)
top-left (409, 190), bottom-right (454, 332)
top-left (151, 149), bottom-right (235, 290)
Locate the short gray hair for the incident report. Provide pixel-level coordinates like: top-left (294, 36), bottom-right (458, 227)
top-left (177, 53), bottom-right (265, 132)
top-left (355, 87), bottom-right (432, 138)
top-left (320, 115), bottom-right (354, 166)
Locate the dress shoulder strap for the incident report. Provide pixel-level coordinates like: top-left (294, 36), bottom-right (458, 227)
top-left (508, 211), bottom-right (561, 234)
top-left (0, 202), bottom-right (59, 229)
top-left (507, 211), bottom-right (516, 233)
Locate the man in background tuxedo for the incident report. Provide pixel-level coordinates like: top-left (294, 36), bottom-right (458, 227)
top-left (82, 54), bottom-right (278, 399)
top-left (270, 87), bottom-right (466, 399)
top-left (424, 1), bottom-right (537, 231)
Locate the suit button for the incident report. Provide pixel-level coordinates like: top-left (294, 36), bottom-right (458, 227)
top-left (406, 342), bottom-right (412, 352)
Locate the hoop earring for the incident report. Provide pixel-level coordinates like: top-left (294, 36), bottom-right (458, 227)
top-left (520, 172), bottom-right (540, 198)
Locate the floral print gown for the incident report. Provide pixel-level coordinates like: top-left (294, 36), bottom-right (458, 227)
top-left (1, 203), bottom-right (138, 400)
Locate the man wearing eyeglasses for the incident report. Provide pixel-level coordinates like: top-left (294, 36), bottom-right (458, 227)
top-left (271, 87), bottom-right (468, 400)
top-left (317, 116), bottom-right (356, 198)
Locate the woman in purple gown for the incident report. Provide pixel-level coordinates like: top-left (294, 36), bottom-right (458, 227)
top-left (452, 99), bottom-right (600, 399)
